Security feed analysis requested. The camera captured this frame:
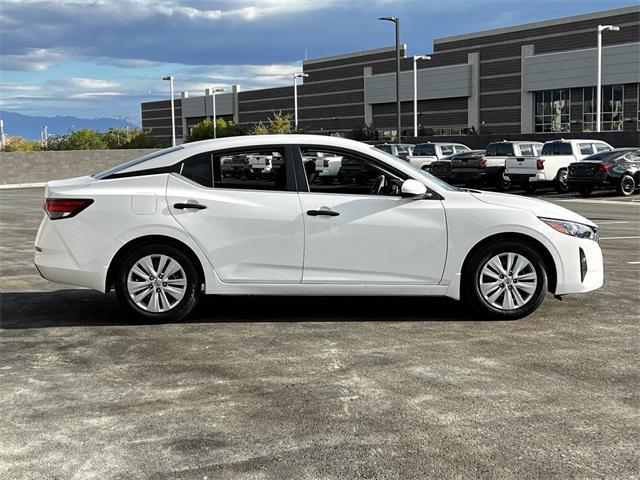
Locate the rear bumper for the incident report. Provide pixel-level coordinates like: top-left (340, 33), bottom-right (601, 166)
top-left (507, 172), bottom-right (546, 183)
top-left (567, 177), bottom-right (609, 187)
top-left (452, 171), bottom-right (487, 183)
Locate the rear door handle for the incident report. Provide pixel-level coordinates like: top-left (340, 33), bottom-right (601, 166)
top-left (174, 203), bottom-right (207, 210)
top-left (307, 209), bottom-right (339, 217)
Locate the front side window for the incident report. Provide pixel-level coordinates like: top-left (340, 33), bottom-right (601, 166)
top-left (440, 145), bottom-right (454, 155)
top-left (594, 143), bottom-right (611, 152)
top-left (299, 147), bottom-right (406, 196)
top-left (583, 85), bottom-right (623, 132)
top-left (179, 147), bottom-right (289, 191)
top-left (534, 89), bottom-right (570, 132)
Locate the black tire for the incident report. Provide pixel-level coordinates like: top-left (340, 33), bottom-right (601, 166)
top-left (321, 177), bottom-right (333, 185)
top-left (115, 243), bottom-right (200, 322)
top-left (462, 240), bottom-right (548, 320)
top-left (495, 169), bottom-right (512, 192)
top-left (617, 174), bottom-right (636, 197)
top-left (578, 186), bottom-right (594, 197)
top-left (554, 168), bottom-right (569, 193)
top-left (523, 183), bottom-right (537, 194)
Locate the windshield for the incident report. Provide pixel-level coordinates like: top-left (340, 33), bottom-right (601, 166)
top-left (93, 146), bottom-right (183, 179)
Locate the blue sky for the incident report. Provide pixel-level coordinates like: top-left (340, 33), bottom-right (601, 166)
top-left (0, 0), bottom-right (633, 124)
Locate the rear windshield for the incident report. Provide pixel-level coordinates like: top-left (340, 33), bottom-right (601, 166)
top-left (413, 144), bottom-right (436, 155)
top-left (94, 146), bottom-right (183, 179)
top-left (541, 143), bottom-right (573, 155)
top-left (375, 145), bottom-right (392, 154)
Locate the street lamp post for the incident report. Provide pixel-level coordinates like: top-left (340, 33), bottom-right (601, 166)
top-left (379, 16), bottom-right (401, 143)
top-left (596, 24), bottom-right (620, 132)
top-left (413, 54), bottom-right (431, 137)
top-left (293, 72), bottom-right (308, 131)
top-left (209, 88), bottom-right (225, 139)
top-left (162, 75), bottom-right (176, 146)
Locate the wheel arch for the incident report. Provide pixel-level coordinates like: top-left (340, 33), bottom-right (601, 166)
top-left (105, 235), bottom-right (206, 293)
top-left (461, 232), bottom-right (558, 293)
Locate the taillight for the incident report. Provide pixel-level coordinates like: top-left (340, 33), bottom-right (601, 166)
top-left (592, 163), bottom-right (614, 171)
top-left (323, 159), bottom-right (329, 167)
top-left (479, 159), bottom-right (487, 169)
top-left (536, 158), bottom-right (545, 170)
top-left (44, 198), bottom-right (93, 220)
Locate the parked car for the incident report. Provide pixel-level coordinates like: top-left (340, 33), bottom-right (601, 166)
top-left (505, 139), bottom-right (613, 193)
top-left (406, 142), bottom-right (470, 170)
top-left (430, 150), bottom-right (485, 184)
top-left (374, 143), bottom-right (414, 161)
top-left (35, 135), bottom-right (603, 322)
top-left (475, 141), bottom-right (543, 191)
top-left (568, 148), bottom-right (640, 197)
top-left (302, 150), bottom-right (343, 184)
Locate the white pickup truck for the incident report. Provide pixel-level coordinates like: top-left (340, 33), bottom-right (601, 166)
top-left (505, 139), bottom-right (613, 193)
top-left (406, 142), bottom-right (470, 170)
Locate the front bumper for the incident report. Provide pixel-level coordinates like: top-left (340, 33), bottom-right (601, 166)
top-left (554, 235), bottom-right (603, 295)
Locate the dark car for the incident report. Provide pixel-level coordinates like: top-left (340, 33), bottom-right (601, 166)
top-left (447, 150), bottom-right (487, 185)
top-left (568, 148), bottom-right (640, 197)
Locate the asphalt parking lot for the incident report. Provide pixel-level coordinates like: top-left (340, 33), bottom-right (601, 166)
top-left (1, 186), bottom-right (638, 479)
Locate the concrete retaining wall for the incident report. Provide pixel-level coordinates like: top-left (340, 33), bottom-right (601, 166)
top-left (0, 149), bottom-right (160, 185)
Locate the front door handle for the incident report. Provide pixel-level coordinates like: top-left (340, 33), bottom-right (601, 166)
top-left (174, 203), bottom-right (207, 210)
top-left (307, 209), bottom-right (339, 217)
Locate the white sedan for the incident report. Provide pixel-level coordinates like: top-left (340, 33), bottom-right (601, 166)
top-left (35, 135), bottom-right (603, 321)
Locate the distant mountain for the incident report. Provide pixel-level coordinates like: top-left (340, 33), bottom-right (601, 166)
top-left (0, 111), bottom-right (139, 140)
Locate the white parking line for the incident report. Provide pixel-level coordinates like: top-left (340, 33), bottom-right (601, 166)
top-left (599, 236), bottom-right (640, 240)
top-left (0, 182), bottom-right (46, 190)
top-left (557, 199), bottom-right (640, 206)
top-left (597, 221), bottom-right (632, 224)
top-left (627, 261), bottom-right (640, 265)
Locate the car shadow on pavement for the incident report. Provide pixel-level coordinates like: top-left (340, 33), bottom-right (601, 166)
top-left (0, 289), bottom-right (476, 329)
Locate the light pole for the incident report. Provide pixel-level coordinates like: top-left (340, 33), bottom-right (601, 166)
top-left (293, 72), bottom-right (308, 131)
top-left (379, 16), bottom-right (401, 143)
top-left (596, 24), bottom-right (620, 132)
top-left (413, 54), bottom-right (430, 137)
top-left (209, 87), bottom-right (225, 139)
top-left (162, 75), bottom-right (176, 146)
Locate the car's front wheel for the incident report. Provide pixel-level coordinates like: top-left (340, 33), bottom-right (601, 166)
top-left (115, 243), bottom-right (200, 322)
top-left (463, 241), bottom-right (548, 320)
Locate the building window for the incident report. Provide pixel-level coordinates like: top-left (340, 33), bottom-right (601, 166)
top-left (534, 89), bottom-right (570, 132)
top-left (583, 85), bottom-right (623, 132)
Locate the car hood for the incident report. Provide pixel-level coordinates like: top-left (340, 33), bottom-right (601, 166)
top-left (470, 191), bottom-right (596, 227)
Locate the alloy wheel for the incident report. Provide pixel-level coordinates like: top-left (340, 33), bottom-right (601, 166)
top-left (478, 252), bottom-right (538, 310)
top-left (127, 254), bottom-right (187, 312)
top-left (620, 175), bottom-right (635, 196)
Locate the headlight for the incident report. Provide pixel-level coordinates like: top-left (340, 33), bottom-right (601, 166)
top-left (539, 217), bottom-right (598, 241)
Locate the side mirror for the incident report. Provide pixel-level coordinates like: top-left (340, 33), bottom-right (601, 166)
top-left (400, 179), bottom-right (427, 198)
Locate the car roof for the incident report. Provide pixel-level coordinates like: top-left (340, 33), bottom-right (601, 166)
top-left (489, 140), bottom-right (544, 145)
top-left (544, 139), bottom-right (611, 144)
top-left (109, 134), bottom-right (425, 179)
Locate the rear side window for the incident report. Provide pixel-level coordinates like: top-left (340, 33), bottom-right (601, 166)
top-left (542, 143), bottom-right (573, 155)
top-left (454, 145), bottom-right (469, 153)
top-left (179, 147), bottom-right (289, 191)
top-left (594, 143), bottom-right (610, 152)
top-left (578, 143), bottom-right (594, 155)
top-left (413, 144), bottom-right (436, 155)
top-left (180, 153), bottom-right (213, 187)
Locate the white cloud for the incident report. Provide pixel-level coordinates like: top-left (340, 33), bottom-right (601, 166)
top-left (60, 78), bottom-right (122, 89)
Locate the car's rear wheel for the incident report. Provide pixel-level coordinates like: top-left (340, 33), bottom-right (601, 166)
top-left (463, 241), bottom-right (548, 320)
top-left (554, 168), bottom-right (569, 193)
top-left (115, 243), bottom-right (200, 322)
top-left (617, 174), bottom-right (636, 197)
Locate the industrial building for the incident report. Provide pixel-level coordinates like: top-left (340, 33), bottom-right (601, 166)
top-left (141, 5), bottom-right (640, 144)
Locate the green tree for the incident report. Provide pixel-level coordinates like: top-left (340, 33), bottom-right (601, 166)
top-left (186, 118), bottom-right (240, 142)
top-left (49, 128), bottom-right (107, 150)
top-left (103, 128), bottom-right (160, 149)
top-left (249, 111), bottom-right (293, 135)
top-left (2, 136), bottom-right (41, 151)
